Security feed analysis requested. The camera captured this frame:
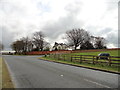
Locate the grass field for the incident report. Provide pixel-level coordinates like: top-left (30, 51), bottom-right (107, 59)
top-left (70, 50), bottom-right (119, 56)
top-left (41, 49), bottom-right (120, 73)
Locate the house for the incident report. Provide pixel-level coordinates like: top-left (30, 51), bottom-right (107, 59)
top-left (52, 42), bottom-right (68, 51)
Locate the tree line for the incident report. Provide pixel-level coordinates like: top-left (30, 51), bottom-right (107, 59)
top-left (11, 28), bottom-right (107, 54)
top-left (65, 28), bottom-right (107, 50)
top-left (11, 31), bottom-right (50, 54)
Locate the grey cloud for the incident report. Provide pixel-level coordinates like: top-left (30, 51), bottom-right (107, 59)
top-left (37, 1), bottom-right (51, 13)
top-left (0, 0), bottom-right (25, 16)
top-left (42, 1), bottom-right (83, 42)
top-left (64, 1), bottom-right (83, 15)
top-left (0, 26), bottom-right (2, 41)
top-left (106, 30), bottom-right (119, 47)
top-left (118, 1), bottom-right (120, 47)
top-left (1, 24), bottom-right (36, 50)
top-left (1, 26), bottom-right (16, 50)
top-left (105, 0), bottom-right (119, 11)
top-left (118, 1), bottom-right (120, 29)
top-left (42, 15), bottom-right (83, 39)
top-left (97, 28), bottom-right (113, 35)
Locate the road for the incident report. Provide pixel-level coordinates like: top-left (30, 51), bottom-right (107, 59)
top-left (3, 55), bottom-right (119, 88)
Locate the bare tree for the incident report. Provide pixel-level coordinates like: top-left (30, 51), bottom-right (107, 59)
top-left (11, 37), bottom-right (33, 54)
top-left (65, 28), bottom-right (90, 50)
top-left (20, 37), bottom-right (28, 52)
top-left (20, 37), bottom-right (33, 52)
top-left (11, 40), bottom-right (24, 54)
top-left (27, 40), bottom-right (33, 52)
top-left (33, 31), bottom-right (45, 51)
top-left (93, 36), bottom-right (107, 49)
top-left (80, 41), bottom-right (94, 50)
top-left (43, 41), bottom-right (51, 51)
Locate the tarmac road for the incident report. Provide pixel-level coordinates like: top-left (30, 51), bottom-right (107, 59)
top-left (3, 55), bottom-right (119, 88)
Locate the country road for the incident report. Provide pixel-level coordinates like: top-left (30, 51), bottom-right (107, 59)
top-left (3, 55), bottom-right (119, 88)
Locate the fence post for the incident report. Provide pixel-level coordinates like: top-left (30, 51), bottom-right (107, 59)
top-left (80, 55), bottom-right (82, 63)
top-left (58, 54), bottom-right (60, 60)
top-left (56, 54), bottom-right (58, 60)
top-left (108, 57), bottom-right (111, 66)
top-left (64, 55), bottom-right (65, 61)
top-left (96, 56), bottom-right (98, 64)
top-left (52, 54), bottom-right (53, 58)
top-left (71, 55), bottom-right (72, 62)
top-left (93, 56), bottom-right (95, 65)
top-left (55, 54), bottom-right (57, 59)
top-left (59, 54), bottom-right (61, 60)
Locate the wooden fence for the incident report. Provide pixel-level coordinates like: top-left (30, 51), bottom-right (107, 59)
top-left (48, 54), bottom-right (120, 67)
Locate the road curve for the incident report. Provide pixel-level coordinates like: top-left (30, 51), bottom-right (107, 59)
top-left (3, 55), bottom-right (119, 88)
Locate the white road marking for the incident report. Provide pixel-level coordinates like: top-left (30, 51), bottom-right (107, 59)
top-left (60, 75), bottom-right (63, 77)
top-left (84, 79), bottom-right (111, 88)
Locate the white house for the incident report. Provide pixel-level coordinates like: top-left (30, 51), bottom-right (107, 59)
top-left (52, 42), bottom-right (68, 51)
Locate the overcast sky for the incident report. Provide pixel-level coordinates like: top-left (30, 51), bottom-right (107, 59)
top-left (0, 0), bottom-right (119, 50)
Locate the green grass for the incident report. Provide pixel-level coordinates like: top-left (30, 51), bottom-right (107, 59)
top-left (71, 50), bottom-right (119, 56)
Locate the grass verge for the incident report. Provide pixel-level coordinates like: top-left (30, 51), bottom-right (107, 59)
top-left (2, 58), bottom-right (14, 88)
top-left (0, 57), bottom-right (2, 89)
top-left (39, 56), bottom-right (120, 74)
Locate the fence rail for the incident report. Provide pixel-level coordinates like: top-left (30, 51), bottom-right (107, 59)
top-left (48, 54), bottom-right (120, 67)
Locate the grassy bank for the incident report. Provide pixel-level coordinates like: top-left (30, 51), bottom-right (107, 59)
top-left (2, 58), bottom-right (14, 88)
top-left (39, 50), bottom-right (120, 73)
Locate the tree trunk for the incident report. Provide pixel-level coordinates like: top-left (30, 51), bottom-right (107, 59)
top-left (74, 46), bottom-right (77, 50)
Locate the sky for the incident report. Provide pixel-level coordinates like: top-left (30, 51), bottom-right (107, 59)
top-left (0, 0), bottom-right (119, 50)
